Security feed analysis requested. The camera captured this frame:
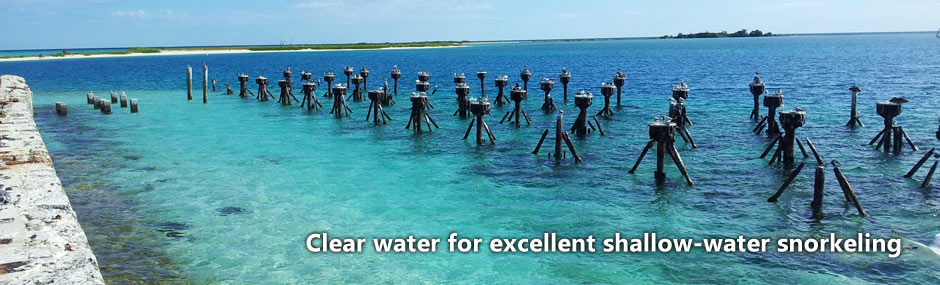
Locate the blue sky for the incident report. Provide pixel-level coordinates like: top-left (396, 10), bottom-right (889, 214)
top-left (1, 0), bottom-right (937, 50)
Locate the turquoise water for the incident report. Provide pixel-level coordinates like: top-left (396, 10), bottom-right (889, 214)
top-left (3, 33), bottom-right (940, 283)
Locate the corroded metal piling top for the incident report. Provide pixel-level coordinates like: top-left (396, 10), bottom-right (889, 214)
top-left (255, 76), bottom-right (268, 85)
top-left (672, 79), bottom-right (690, 100)
top-left (417, 71), bottom-right (430, 82)
top-left (238, 74), bottom-right (250, 82)
top-left (278, 80), bottom-right (288, 88)
top-left (520, 67), bottom-right (532, 82)
top-left (411, 92), bottom-right (429, 102)
top-left (574, 90), bottom-right (593, 108)
top-left (453, 73), bottom-right (466, 84)
top-left (560, 67), bottom-right (571, 84)
top-left (323, 72), bottom-right (335, 82)
top-left (456, 82), bottom-right (470, 96)
top-left (613, 70), bottom-right (627, 87)
top-left (510, 84), bottom-right (527, 102)
top-left (283, 67), bottom-right (292, 80)
top-left (368, 89), bottom-right (385, 101)
top-left (540, 78), bottom-right (554, 92)
top-left (391, 66), bottom-right (402, 79)
top-left (749, 73), bottom-right (765, 96)
top-left (331, 83), bottom-right (347, 95)
top-left (359, 67), bottom-right (370, 78)
top-left (415, 80), bottom-right (430, 92)
top-left (779, 109), bottom-right (806, 129)
top-left (302, 81), bottom-right (316, 91)
top-left (764, 90), bottom-right (784, 108)
top-left (469, 97), bottom-right (491, 115)
top-left (301, 71), bottom-right (312, 82)
top-left (849, 85), bottom-right (862, 93)
top-left (494, 75), bottom-right (509, 87)
top-left (877, 101), bottom-right (902, 118)
top-left (344, 66), bottom-right (355, 76)
top-left (476, 71), bottom-right (487, 80)
top-left (351, 74), bottom-right (363, 85)
top-left (600, 82), bottom-right (615, 96)
top-left (649, 119), bottom-right (677, 142)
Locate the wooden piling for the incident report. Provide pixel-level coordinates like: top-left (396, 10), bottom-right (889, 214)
top-left (110, 91), bottom-right (118, 103)
top-left (130, 99), bottom-right (138, 113)
top-left (805, 137), bottom-right (824, 165)
top-left (187, 65), bottom-right (193, 100)
top-left (831, 159), bottom-right (867, 216)
top-left (120, 92), bottom-right (128, 108)
top-left (86, 91), bottom-right (95, 104)
top-left (921, 160), bottom-right (939, 188)
top-left (768, 162), bottom-right (805, 202)
top-left (55, 102), bottom-right (67, 116)
top-left (100, 100), bottom-right (111, 114)
top-left (905, 147), bottom-right (935, 178)
top-left (202, 63), bottom-right (208, 104)
top-left (811, 165), bottom-right (825, 217)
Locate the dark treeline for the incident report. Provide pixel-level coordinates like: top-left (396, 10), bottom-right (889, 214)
top-left (660, 29), bottom-right (774, 39)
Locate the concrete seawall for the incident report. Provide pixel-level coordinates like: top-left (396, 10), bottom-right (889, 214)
top-left (0, 75), bottom-right (104, 283)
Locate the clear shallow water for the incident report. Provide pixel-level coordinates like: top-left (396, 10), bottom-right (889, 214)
top-left (3, 33), bottom-right (940, 283)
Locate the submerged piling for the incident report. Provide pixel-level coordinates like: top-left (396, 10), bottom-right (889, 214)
top-left (366, 89), bottom-right (391, 124)
top-left (758, 90), bottom-right (784, 136)
top-left (520, 67), bottom-right (532, 93)
top-left (629, 118), bottom-right (694, 186)
top-left (871, 99), bottom-right (916, 153)
top-left (540, 78), bottom-right (556, 112)
top-left (55, 102), bottom-right (67, 116)
top-left (187, 65), bottom-right (193, 100)
top-left (477, 71), bottom-right (487, 97)
top-left (597, 82), bottom-right (615, 118)
top-left (238, 74), bottom-right (252, 98)
top-left (571, 90), bottom-right (593, 136)
top-left (130, 99), bottom-right (138, 113)
top-left (465, 97), bottom-right (496, 144)
top-left (847, 86), bottom-right (863, 127)
top-left (560, 68), bottom-right (571, 102)
top-left (407, 92), bottom-right (439, 132)
top-left (100, 100), bottom-right (111, 114)
top-left (391, 66), bottom-right (402, 97)
top-left (330, 84), bottom-right (351, 117)
top-left (531, 111), bottom-right (581, 163)
top-left (494, 75), bottom-right (509, 107)
top-left (749, 73), bottom-right (765, 120)
top-left (202, 63), bottom-right (208, 104)
top-left (323, 72), bottom-right (335, 98)
top-left (120, 92), bottom-right (128, 108)
top-left (811, 165), bottom-right (825, 217)
top-left (613, 70), bottom-right (626, 106)
top-left (301, 82), bottom-right (323, 110)
top-left (454, 82), bottom-right (471, 117)
top-left (501, 84), bottom-right (530, 126)
top-left (86, 91), bottom-right (95, 104)
top-left (110, 90), bottom-right (118, 103)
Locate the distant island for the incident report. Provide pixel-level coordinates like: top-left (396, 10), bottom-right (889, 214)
top-left (660, 29), bottom-right (774, 39)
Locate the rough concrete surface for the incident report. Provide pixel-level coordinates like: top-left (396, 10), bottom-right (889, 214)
top-left (0, 75), bottom-right (104, 284)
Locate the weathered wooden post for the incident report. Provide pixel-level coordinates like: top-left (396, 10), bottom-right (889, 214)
top-left (130, 99), bottom-right (138, 113)
top-left (464, 97), bottom-right (496, 144)
top-left (749, 73), bottom-right (765, 120)
top-left (560, 68), bottom-right (571, 102)
top-left (476, 71), bottom-right (487, 97)
top-left (831, 159), bottom-right (867, 216)
top-left (330, 84), bottom-right (351, 117)
top-left (110, 90), bottom-right (118, 103)
top-left (93, 97), bottom-right (102, 110)
top-left (847, 86), bottom-right (863, 127)
top-left (613, 70), bottom-right (627, 106)
top-left (366, 89), bottom-right (391, 124)
top-left (120, 92), bottom-right (128, 108)
top-left (86, 91), bottom-right (95, 104)
top-left (100, 100), bottom-right (112, 114)
top-left (407, 92), bottom-right (439, 132)
top-left (202, 63), bottom-right (208, 104)
top-left (225, 83), bottom-right (233, 95)
top-left (520, 67), bottom-right (532, 93)
top-left (323, 72), bottom-right (335, 98)
top-left (811, 165), bottom-right (825, 217)
top-left (238, 74), bottom-right (252, 98)
top-left (501, 84), bottom-right (530, 126)
top-left (212, 79), bottom-right (217, 92)
top-left (359, 67), bottom-right (370, 96)
top-left (454, 82), bottom-right (471, 117)
top-left (870, 99), bottom-right (916, 153)
top-left (301, 82), bottom-right (323, 110)
top-left (55, 102), bottom-right (67, 116)
top-left (255, 76), bottom-right (274, 102)
top-left (391, 66), bottom-right (402, 98)
top-left (571, 90), bottom-right (593, 136)
top-left (494, 75), bottom-right (509, 106)
top-left (628, 118), bottom-right (694, 186)
top-left (597, 82), bottom-right (615, 118)
top-left (540, 78), bottom-right (556, 112)
top-left (187, 65), bottom-right (193, 100)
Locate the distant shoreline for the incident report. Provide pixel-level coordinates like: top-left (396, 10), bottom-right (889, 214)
top-left (0, 44), bottom-right (466, 63)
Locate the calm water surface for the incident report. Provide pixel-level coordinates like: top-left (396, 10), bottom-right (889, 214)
top-left (2, 33), bottom-right (940, 283)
